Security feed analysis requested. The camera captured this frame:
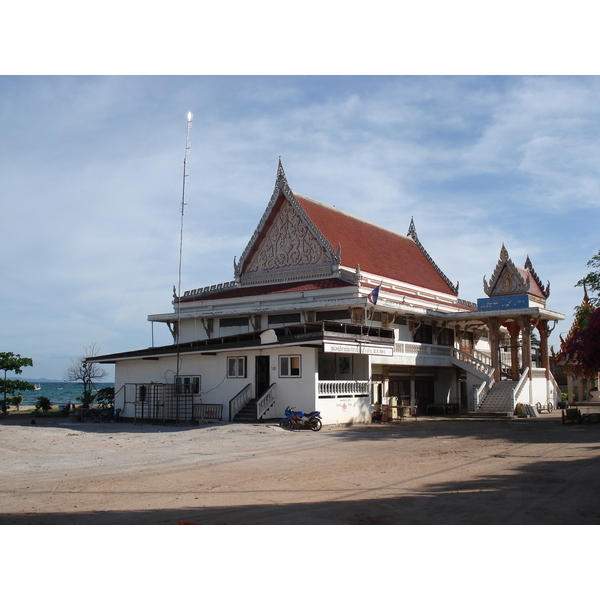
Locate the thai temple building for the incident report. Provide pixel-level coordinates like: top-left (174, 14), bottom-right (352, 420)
top-left (89, 162), bottom-right (565, 424)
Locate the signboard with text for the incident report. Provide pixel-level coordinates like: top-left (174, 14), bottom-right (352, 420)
top-left (323, 341), bottom-right (394, 356)
top-left (477, 295), bottom-right (530, 311)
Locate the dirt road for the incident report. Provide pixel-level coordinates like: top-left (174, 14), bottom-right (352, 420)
top-left (1, 414), bottom-right (599, 525)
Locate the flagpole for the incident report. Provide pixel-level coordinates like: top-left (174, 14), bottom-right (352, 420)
top-left (365, 279), bottom-right (383, 335)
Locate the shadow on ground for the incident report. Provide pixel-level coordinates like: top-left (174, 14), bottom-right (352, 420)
top-left (3, 452), bottom-right (599, 525)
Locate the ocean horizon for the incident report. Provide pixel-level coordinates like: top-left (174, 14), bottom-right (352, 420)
top-left (5, 381), bottom-right (115, 407)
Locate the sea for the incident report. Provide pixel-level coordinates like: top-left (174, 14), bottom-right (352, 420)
top-left (10, 382), bottom-right (115, 407)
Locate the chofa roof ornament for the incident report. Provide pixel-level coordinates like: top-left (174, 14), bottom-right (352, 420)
top-left (407, 217), bottom-right (459, 295)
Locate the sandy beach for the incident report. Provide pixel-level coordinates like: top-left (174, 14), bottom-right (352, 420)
top-left (1, 412), bottom-right (600, 525)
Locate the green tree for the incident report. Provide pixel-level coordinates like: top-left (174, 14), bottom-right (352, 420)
top-left (95, 387), bottom-right (115, 408)
top-left (11, 394), bottom-right (23, 411)
top-left (1, 352), bottom-right (35, 414)
top-left (576, 249), bottom-right (600, 308)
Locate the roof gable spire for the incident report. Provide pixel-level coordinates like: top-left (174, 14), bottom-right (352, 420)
top-left (524, 255), bottom-right (551, 299)
top-left (233, 160), bottom-right (341, 285)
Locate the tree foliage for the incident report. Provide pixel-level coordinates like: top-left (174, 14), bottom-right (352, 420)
top-left (576, 249), bottom-right (600, 309)
top-left (34, 396), bottom-right (52, 412)
top-left (1, 352), bottom-right (35, 413)
top-left (560, 250), bottom-right (600, 376)
top-left (559, 307), bottom-right (600, 376)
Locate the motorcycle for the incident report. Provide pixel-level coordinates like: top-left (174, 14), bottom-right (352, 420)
top-left (280, 406), bottom-right (322, 431)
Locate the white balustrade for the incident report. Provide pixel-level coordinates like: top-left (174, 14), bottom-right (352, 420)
top-left (318, 380), bottom-right (370, 398)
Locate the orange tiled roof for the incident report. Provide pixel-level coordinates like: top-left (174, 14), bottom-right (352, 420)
top-left (295, 194), bottom-right (457, 296)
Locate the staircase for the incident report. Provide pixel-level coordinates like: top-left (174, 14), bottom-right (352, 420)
top-left (477, 381), bottom-right (518, 414)
top-left (232, 398), bottom-right (258, 423)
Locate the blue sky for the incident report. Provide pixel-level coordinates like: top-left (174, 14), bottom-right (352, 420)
top-left (2, 75), bottom-right (599, 380)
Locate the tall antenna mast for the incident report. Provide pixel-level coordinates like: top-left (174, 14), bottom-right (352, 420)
top-left (176, 111), bottom-right (193, 388)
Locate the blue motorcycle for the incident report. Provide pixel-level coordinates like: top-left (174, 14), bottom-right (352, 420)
top-left (280, 406), bottom-right (322, 431)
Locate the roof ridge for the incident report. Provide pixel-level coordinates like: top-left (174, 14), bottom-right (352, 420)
top-left (293, 192), bottom-right (413, 241)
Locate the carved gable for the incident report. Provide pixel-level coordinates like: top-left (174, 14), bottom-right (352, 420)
top-left (483, 245), bottom-right (550, 305)
top-left (245, 201), bottom-right (332, 273)
top-left (483, 245), bottom-right (530, 297)
top-left (235, 160), bottom-right (340, 286)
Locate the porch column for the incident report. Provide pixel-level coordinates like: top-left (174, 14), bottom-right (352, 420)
top-left (521, 316), bottom-right (533, 378)
top-left (488, 317), bottom-right (501, 382)
top-left (565, 366), bottom-right (574, 404)
top-left (506, 321), bottom-right (521, 381)
top-left (537, 320), bottom-right (550, 376)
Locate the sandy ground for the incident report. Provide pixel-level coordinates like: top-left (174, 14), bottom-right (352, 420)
top-left (1, 412), bottom-right (600, 525)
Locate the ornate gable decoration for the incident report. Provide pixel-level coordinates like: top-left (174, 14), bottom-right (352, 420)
top-left (234, 160), bottom-right (341, 286)
top-left (245, 201), bottom-right (331, 272)
top-left (407, 218), bottom-right (459, 295)
top-left (483, 245), bottom-right (531, 297)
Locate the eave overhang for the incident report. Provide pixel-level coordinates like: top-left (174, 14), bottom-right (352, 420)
top-left (427, 306), bottom-right (565, 327)
top-left (87, 321), bottom-right (395, 364)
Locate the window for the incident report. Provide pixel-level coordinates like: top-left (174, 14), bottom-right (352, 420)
top-left (220, 317), bottom-right (249, 336)
top-left (227, 356), bottom-right (246, 378)
top-left (438, 327), bottom-right (455, 347)
top-left (279, 355), bottom-right (301, 377)
top-left (175, 376), bottom-right (200, 395)
top-left (316, 310), bottom-right (350, 322)
top-left (414, 324), bottom-right (433, 344)
top-left (268, 313), bottom-right (301, 327)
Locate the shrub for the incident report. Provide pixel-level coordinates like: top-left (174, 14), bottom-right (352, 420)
top-left (35, 396), bottom-right (52, 412)
top-left (11, 394), bottom-right (23, 411)
top-left (95, 387), bottom-right (115, 409)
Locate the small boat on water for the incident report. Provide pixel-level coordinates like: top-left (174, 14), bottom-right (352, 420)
top-left (33, 384), bottom-right (41, 391)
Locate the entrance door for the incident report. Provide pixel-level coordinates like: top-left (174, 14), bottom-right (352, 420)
top-left (255, 356), bottom-right (270, 399)
top-left (460, 332), bottom-right (474, 356)
top-left (415, 378), bottom-right (435, 415)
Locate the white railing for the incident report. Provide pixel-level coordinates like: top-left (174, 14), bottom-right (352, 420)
top-left (256, 383), bottom-right (276, 420)
top-left (319, 380), bottom-right (370, 397)
top-left (512, 367), bottom-right (530, 410)
top-left (475, 368), bottom-right (495, 411)
top-left (229, 383), bottom-right (253, 422)
top-left (394, 342), bottom-right (453, 357)
top-left (472, 349), bottom-right (492, 364)
top-left (547, 369), bottom-right (562, 405)
top-left (453, 348), bottom-right (494, 377)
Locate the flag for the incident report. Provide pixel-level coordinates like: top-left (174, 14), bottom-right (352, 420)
top-left (367, 284), bottom-right (381, 305)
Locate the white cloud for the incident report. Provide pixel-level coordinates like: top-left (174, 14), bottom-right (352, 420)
top-left (2, 75), bottom-right (600, 378)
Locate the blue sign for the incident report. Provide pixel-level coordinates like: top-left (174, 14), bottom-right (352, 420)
top-left (477, 295), bottom-right (529, 311)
